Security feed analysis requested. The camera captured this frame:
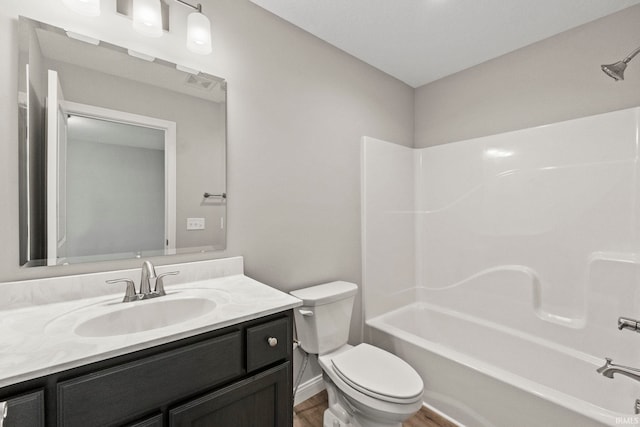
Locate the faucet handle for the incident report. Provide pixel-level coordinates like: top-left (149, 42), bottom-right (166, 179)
top-left (618, 317), bottom-right (640, 331)
top-left (106, 278), bottom-right (138, 302)
top-left (597, 357), bottom-right (613, 374)
top-left (154, 271), bottom-right (179, 296)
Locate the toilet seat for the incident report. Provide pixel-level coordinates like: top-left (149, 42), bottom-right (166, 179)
top-left (330, 343), bottom-right (423, 404)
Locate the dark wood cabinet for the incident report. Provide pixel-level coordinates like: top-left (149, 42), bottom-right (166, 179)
top-left (1, 390), bottom-right (44, 427)
top-left (58, 332), bottom-right (243, 427)
top-left (169, 363), bottom-right (291, 427)
top-left (246, 317), bottom-right (289, 373)
top-left (127, 414), bottom-right (163, 427)
top-left (0, 311), bottom-right (293, 427)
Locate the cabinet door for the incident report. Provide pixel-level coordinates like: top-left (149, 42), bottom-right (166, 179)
top-left (127, 413), bottom-right (163, 427)
top-left (169, 362), bottom-right (291, 427)
top-left (0, 390), bottom-right (44, 427)
top-left (58, 331), bottom-right (242, 427)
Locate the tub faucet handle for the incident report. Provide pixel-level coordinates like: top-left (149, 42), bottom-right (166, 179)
top-left (618, 317), bottom-right (640, 332)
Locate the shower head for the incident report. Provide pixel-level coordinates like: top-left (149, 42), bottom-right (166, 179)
top-left (601, 45), bottom-right (640, 81)
top-left (601, 61), bottom-right (627, 81)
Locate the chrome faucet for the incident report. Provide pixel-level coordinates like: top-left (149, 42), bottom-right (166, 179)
top-left (597, 358), bottom-right (640, 383)
top-left (106, 261), bottom-right (179, 302)
top-left (618, 316), bottom-right (640, 332)
top-left (140, 260), bottom-right (157, 296)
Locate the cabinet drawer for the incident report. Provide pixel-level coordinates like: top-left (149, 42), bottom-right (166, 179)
top-left (246, 317), bottom-right (289, 372)
top-left (0, 390), bottom-right (44, 427)
top-left (58, 331), bottom-right (242, 427)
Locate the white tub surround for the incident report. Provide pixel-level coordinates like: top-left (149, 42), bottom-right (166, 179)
top-left (362, 107), bottom-right (640, 426)
top-left (0, 257), bottom-right (302, 388)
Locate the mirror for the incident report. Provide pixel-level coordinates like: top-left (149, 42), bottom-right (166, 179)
top-left (17, 17), bottom-right (227, 267)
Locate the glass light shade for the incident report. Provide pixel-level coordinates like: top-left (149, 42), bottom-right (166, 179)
top-left (62, 0), bottom-right (101, 17)
top-left (186, 12), bottom-right (212, 55)
top-left (132, 0), bottom-right (163, 38)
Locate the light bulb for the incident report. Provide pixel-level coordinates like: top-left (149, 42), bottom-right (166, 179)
top-left (62, 0), bottom-right (101, 17)
top-left (186, 12), bottom-right (212, 55)
top-left (132, 0), bottom-right (163, 38)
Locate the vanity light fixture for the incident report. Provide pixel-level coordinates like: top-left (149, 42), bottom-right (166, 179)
top-left (175, 0), bottom-right (212, 55)
top-left (62, 0), bottom-right (101, 17)
top-left (132, 0), bottom-right (164, 38)
top-left (67, 0), bottom-right (213, 55)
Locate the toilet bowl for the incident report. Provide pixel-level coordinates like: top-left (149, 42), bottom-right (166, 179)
top-left (319, 344), bottom-right (424, 427)
top-left (290, 281), bottom-right (424, 427)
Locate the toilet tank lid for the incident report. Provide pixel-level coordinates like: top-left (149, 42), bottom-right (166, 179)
top-left (290, 281), bottom-right (357, 306)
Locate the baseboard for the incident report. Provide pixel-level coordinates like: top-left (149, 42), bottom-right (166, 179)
top-left (294, 374), bottom-right (325, 406)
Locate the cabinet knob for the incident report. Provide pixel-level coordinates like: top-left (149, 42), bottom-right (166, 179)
top-left (267, 337), bottom-right (278, 347)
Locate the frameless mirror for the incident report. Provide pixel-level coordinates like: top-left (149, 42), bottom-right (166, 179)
top-left (18, 16), bottom-right (227, 267)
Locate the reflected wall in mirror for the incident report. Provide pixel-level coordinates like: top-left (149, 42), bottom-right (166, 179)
top-left (17, 17), bottom-right (227, 267)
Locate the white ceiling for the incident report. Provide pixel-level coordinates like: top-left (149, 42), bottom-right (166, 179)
top-left (249, 0), bottom-right (640, 88)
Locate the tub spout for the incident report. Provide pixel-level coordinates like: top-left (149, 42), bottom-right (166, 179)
top-left (597, 358), bottom-right (640, 382)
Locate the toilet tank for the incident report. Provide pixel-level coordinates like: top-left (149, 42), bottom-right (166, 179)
top-left (290, 281), bottom-right (358, 355)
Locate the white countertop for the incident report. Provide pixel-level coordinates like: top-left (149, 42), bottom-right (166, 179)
top-left (0, 273), bottom-right (301, 388)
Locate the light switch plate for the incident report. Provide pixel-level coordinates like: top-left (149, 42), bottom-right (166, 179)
top-left (187, 217), bottom-right (205, 230)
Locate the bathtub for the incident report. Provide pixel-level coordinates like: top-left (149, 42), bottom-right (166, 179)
top-left (367, 301), bottom-right (640, 427)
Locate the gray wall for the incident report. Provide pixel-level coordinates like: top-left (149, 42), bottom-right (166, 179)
top-left (414, 4), bottom-right (640, 148)
top-left (219, 0), bottom-right (414, 347)
top-left (66, 138), bottom-right (165, 258)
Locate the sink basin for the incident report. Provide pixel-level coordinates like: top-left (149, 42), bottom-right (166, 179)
top-left (74, 297), bottom-right (217, 337)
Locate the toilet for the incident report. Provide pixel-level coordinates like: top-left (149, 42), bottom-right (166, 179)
top-left (290, 281), bottom-right (424, 427)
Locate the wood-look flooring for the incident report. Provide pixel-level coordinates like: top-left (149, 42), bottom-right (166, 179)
top-left (293, 391), bottom-right (459, 427)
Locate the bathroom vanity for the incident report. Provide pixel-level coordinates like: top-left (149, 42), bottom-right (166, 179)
top-left (0, 257), bottom-right (301, 426)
